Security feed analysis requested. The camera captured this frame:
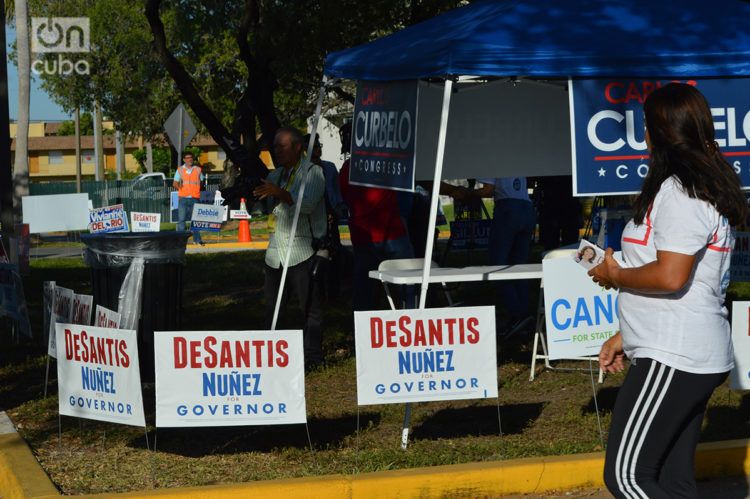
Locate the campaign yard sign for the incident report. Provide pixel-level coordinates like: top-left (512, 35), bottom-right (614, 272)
top-left (731, 232), bottom-right (750, 282)
top-left (94, 305), bottom-right (121, 329)
top-left (449, 219), bottom-right (492, 250)
top-left (190, 203), bottom-right (223, 232)
top-left (72, 293), bottom-right (93, 325)
top-left (350, 80), bottom-right (418, 192)
top-left (130, 212), bottom-right (161, 232)
top-left (730, 302), bottom-right (750, 390)
top-left (154, 330), bottom-right (306, 427)
top-left (354, 306), bottom-right (497, 405)
top-left (89, 204), bottom-right (129, 233)
top-left (569, 78), bottom-right (750, 196)
top-left (56, 324), bottom-right (145, 427)
top-left (48, 285), bottom-right (74, 358)
top-left (543, 257), bottom-right (619, 360)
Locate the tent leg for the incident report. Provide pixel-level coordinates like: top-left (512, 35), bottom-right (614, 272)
top-left (271, 77), bottom-right (328, 331)
top-left (418, 78), bottom-right (453, 309)
top-left (400, 78), bottom-right (453, 451)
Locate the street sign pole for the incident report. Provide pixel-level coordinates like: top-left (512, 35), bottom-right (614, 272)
top-left (178, 105), bottom-right (183, 159)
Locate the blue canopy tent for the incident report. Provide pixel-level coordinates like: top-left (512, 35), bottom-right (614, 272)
top-left (317, 0), bottom-right (750, 449)
top-left (321, 0), bottom-right (750, 306)
top-left (324, 0), bottom-right (750, 80)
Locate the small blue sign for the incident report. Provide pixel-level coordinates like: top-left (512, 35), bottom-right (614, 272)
top-left (570, 78), bottom-right (750, 196)
top-left (89, 204), bottom-right (129, 233)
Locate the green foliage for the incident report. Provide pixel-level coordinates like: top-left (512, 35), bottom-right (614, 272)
top-left (131, 146), bottom-right (172, 175)
top-left (25, 0), bottom-right (467, 141)
top-left (55, 113), bottom-right (94, 135)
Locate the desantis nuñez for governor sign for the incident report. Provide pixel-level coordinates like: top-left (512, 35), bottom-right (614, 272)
top-left (56, 324), bottom-right (146, 427)
top-left (154, 330), bottom-right (305, 427)
top-left (350, 80), bottom-right (418, 192)
top-left (570, 78), bottom-right (750, 196)
top-left (354, 306), bottom-right (497, 405)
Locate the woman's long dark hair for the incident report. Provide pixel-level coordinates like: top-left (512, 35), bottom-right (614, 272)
top-left (633, 83), bottom-right (747, 226)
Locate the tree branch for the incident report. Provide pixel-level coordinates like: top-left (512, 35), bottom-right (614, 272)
top-left (144, 0), bottom-right (267, 180)
top-left (331, 85), bottom-right (355, 104)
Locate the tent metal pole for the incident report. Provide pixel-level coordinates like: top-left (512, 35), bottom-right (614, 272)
top-left (418, 78), bottom-right (453, 309)
top-left (401, 78), bottom-right (453, 451)
top-left (271, 77), bottom-right (328, 331)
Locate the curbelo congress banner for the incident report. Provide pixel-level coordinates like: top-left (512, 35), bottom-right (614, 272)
top-left (89, 204), bottom-right (129, 233)
top-left (48, 285), bottom-right (74, 358)
top-left (350, 80), bottom-right (418, 192)
top-left (731, 232), bottom-right (750, 283)
top-left (570, 78), bottom-right (750, 196)
top-left (543, 257), bottom-right (619, 360)
top-left (154, 330), bottom-right (306, 427)
top-left (354, 306), bottom-right (497, 406)
top-left (56, 323), bottom-right (146, 427)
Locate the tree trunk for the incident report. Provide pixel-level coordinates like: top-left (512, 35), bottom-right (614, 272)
top-left (93, 101), bottom-right (105, 180)
top-left (75, 107), bottom-right (81, 192)
top-left (115, 130), bottom-right (125, 180)
top-left (13, 0), bottom-right (30, 223)
top-left (144, 0), bottom-right (268, 181)
top-left (145, 141), bottom-right (153, 173)
top-left (0, 0), bottom-right (13, 235)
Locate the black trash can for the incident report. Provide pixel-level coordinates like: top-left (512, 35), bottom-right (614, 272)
top-left (81, 231), bottom-right (191, 382)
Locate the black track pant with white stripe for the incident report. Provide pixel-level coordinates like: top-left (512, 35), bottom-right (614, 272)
top-left (603, 358), bottom-right (727, 499)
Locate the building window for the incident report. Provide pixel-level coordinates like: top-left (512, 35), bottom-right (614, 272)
top-left (48, 151), bottom-right (63, 164)
top-left (82, 150), bottom-right (95, 163)
top-left (216, 148), bottom-right (226, 161)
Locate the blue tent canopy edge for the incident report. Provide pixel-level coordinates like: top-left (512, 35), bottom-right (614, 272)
top-left (324, 0), bottom-right (750, 80)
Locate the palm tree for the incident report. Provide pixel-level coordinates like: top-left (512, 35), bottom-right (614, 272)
top-left (12, 0), bottom-right (29, 222)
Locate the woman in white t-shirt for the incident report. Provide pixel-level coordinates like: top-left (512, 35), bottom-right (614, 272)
top-left (589, 83), bottom-right (746, 499)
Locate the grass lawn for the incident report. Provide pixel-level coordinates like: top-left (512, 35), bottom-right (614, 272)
top-left (1, 249), bottom-right (750, 494)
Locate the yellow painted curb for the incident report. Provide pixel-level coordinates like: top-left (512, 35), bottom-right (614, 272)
top-left (3, 437), bottom-right (750, 497)
top-left (0, 433), bottom-right (57, 499)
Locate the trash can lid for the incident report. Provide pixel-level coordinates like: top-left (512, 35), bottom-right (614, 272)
top-left (81, 231), bottom-right (191, 268)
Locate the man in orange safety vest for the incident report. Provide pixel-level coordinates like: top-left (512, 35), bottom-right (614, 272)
top-left (172, 151), bottom-right (204, 245)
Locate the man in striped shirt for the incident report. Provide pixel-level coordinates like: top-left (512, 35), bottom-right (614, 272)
top-left (253, 127), bottom-right (327, 369)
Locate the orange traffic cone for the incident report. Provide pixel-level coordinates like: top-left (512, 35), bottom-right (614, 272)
top-left (238, 197), bottom-right (251, 243)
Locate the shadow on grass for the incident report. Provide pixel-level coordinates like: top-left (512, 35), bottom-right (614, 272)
top-left (582, 386), bottom-right (619, 415)
top-left (0, 347), bottom-right (51, 411)
top-left (137, 412), bottom-right (381, 456)
top-left (410, 402), bottom-right (545, 440)
top-left (703, 392), bottom-right (750, 441)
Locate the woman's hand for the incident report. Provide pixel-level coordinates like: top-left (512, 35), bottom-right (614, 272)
top-left (598, 332), bottom-right (626, 373)
top-left (588, 248), bottom-right (621, 289)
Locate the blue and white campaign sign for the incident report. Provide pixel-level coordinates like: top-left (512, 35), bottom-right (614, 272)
top-left (730, 301), bottom-right (750, 390)
top-left (350, 80), bottom-right (418, 192)
top-left (449, 219), bottom-right (491, 250)
top-left (570, 78), bottom-right (750, 196)
top-left (543, 257), bottom-right (619, 360)
top-left (89, 204), bottom-right (129, 233)
top-left (190, 203), bottom-right (223, 232)
top-left (56, 324), bottom-right (146, 427)
top-left (154, 330), bottom-right (306, 427)
top-left (354, 306), bottom-right (497, 405)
